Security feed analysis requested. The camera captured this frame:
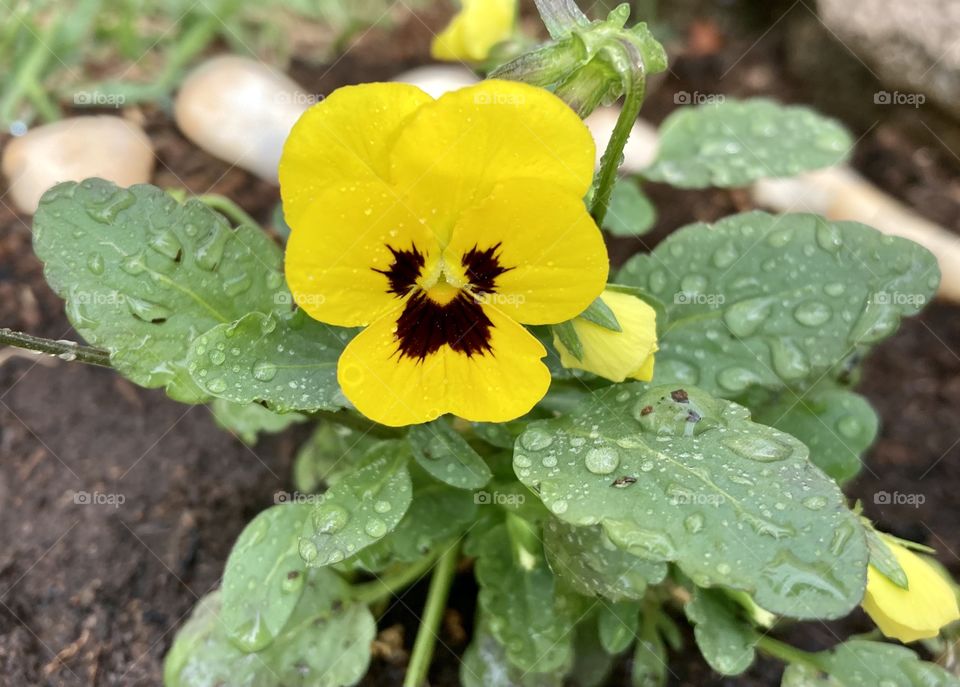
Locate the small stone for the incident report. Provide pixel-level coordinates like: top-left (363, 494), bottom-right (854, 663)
top-left (2, 116), bottom-right (154, 214)
top-left (174, 56), bottom-right (311, 183)
top-left (391, 65), bottom-right (479, 98)
top-left (584, 106), bottom-right (658, 172)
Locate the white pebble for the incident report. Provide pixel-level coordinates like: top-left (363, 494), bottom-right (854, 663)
top-left (2, 116), bottom-right (154, 214)
top-left (174, 55), bottom-right (311, 183)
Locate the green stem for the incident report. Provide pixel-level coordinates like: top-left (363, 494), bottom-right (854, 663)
top-left (351, 551), bottom-right (442, 606)
top-left (755, 636), bottom-right (824, 671)
top-left (0, 328), bottom-right (111, 367)
top-left (403, 543), bottom-right (460, 687)
top-left (589, 70), bottom-right (646, 228)
top-left (195, 194), bottom-right (260, 229)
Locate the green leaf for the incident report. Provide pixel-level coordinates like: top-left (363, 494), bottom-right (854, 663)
top-left (631, 626), bottom-right (668, 687)
top-left (865, 528), bottom-right (909, 589)
top-left (408, 419), bottom-right (492, 490)
top-left (744, 383), bottom-right (878, 484)
top-left (221, 503), bottom-right (312, 652)
top-left (472, 520), bottom-right (580, 674)
top-left (552, 319), bottom-right (583, 360)
top-left (292, 422), bottom-right (381, 494)
top-left (188, 310), bottom-right (351, 413)
top-left (461, 618), bottom-right (565, 687)
top-left (643, 99), bottom-right (852, 188)
top-left (543, 519), bottom-right (667, 602)
top-left (210, 398), bottom-right (305, 445)
top-left (603, 179), bottom-right (656, 237)
top-left (514, 384), bottom-right (869, 619)
top-left (165, 571), bottom-right (375, 687)
top-left (618, 212), bottom-right (939, 397)
top-left (781, 639), bottom-right (960, 687)
top-left (570, 612), bottom-right (616, 687)
top-left (685, 587), bottom-right (757, 676)
top-left (352, 482), bottom-right (477, 571)
top-left (33, 179), bottom-right (288, 403)
top-left (299, 441), bottom-right (413, 567)
top-left (597, 601), bottom-right (641, 654)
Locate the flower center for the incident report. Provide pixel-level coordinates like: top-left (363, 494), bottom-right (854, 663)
top-left (373, 241), bottom-right (513, 361)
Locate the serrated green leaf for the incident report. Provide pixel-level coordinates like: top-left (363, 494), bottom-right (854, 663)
top-left (473, 520), bottom-right (580, 674)
top-left (210, 398), bottom-right (306, 445)
top-left (643, 99), bottom-right (852, 188)
top-left (221, 503), bottom-right (312, 652)
top-left (408, 419), bottom-right (492, 490)
top-left (865, 528), bottom-right (909, 589)
top-left (543, 519), bottom-right (667, 602)
top-left (685, 587), bottom-right (757, 676)
top-left (603, 180), bottom-right (656, 237)
top-left (744, 383), bottom-right (878, 484)
top-left (164, 570), bottom-right (375, 687)
top-left (781, 639), bottom-right (960, 687)
top-left (33, 179), bottom-right (288, 403)
top-left (188, 310), bottom-right (351, 413)
top-left (299, 441), bottom-right (412, 567)
top-left (352, 482), bottom-right (477, 571)
top-left (292, 422), bottom-right (382, 494)
top-left (514, 384), bottom-right (869, 619)
top-left (618, 212), bottom-right (939, 397)
top-left (597, 601), bottom-right (640, 654)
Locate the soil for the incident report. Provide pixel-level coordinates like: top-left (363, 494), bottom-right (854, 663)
top-left (1, 2), bottom-right (958, 685)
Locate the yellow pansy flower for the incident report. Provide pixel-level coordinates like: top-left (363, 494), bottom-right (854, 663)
top-left (862, 538), bottom-right (960, 643)
top-left (431, 0), bottom-right (516, 63)
top-left (553, 289), bottom-right (658, 382)
top-left (280, 80), bottom-right (607, 427)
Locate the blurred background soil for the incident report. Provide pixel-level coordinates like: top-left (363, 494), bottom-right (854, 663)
top-left (1, 0), bottom-right (958, 684)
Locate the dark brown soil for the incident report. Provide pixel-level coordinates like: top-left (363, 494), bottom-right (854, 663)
top-left (1, 2), bottom-right (958, 685)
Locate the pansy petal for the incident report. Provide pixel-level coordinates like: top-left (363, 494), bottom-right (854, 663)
top-left (279, 82), bottom-right (433, 228)
top-left (338, 304), bottom-right (550, 426)
top-left (445, 179), bottom-right (608, 324)
top-left (390, 80), bottom-right (595, 238)
top-left (285, 182), bottom-right (440, 327)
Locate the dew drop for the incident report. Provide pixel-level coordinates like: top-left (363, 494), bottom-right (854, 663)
top-left (722, 435), bottom-right (791, 462)
top-left (253, 360), bottom-right (278, 382)
top-left (520, 427), bottom-right (554, 451)
top-left (364, 518), bottom-right (387, 538)
top-left (585, 447), bottom-right (619, 475)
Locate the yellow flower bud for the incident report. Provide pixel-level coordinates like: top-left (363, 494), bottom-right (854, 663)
top-left (554, 289), bottom-right (657, 382)
top-left (862, 538), bottom-right (960, 643)
top-left (431, 0), bottom-right (516, 63)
